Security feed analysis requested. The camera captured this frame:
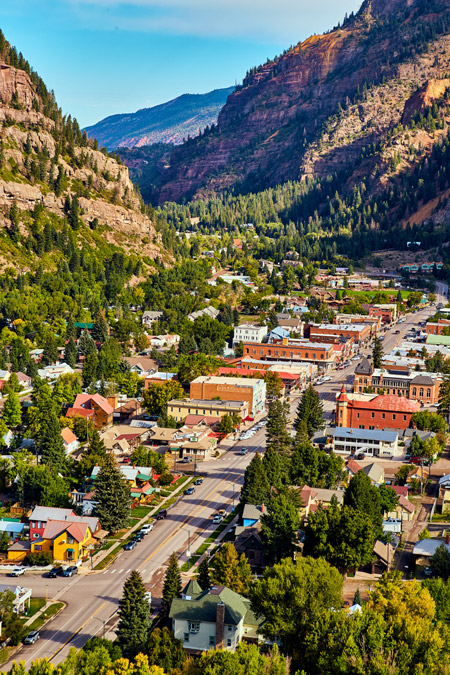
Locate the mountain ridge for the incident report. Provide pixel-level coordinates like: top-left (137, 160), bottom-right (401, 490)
top-left (84, 86), bottom-right (234, 150)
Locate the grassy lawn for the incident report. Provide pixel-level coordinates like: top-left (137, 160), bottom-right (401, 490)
top-left (28, 602), bottom-right (65, 631)
top-left (130, 506), bottom-right (153, 519)
top-left (431, 513), bottom-right (450, 523)
top-left (25, 598), bottom-right (46, 618)
top-left (181, 510), bottom-right (236, 571)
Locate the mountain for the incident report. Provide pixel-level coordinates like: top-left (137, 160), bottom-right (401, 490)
top-left (0, 30), bottom-right (167, 274)
top-left (84, 87), bottom-right (234, 150)
top-left (148, 0), bottom-right (450, 205)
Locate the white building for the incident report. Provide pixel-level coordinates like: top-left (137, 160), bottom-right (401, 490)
top-left (142, 311), bottom-right (163, 328)
top-left (233, 324), bottom-right (268, 346)
top-left (332, 427), bottom-right (400, 458)
top-left (37, 363), bottom-right (74, 380)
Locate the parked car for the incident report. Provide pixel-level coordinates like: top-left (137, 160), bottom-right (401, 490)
top-left (9, 567), bottom-right (25, 577)
top-left (140, 523), bottom-right (154, 534)
top-left (424, 566), bottom-right (433, 577)
top-left (184, 487), bottom-right (195, 495)
top-left (124, 540), bottom-right (137, 551)
top-left (122, 457), bottom-right (131, 464)
top-left (156, 509), bottom-right (168, 520)
top-left (144, 591), bottom-right (152, 605)
top-left (182, 456), bottom-right (193, 463)
top-left (212, 514), bottom-right (223, 524)
top-left (238, 447), bottom-right (248, 455)
top-left (218, 509), bottom-right (226, 517)
top-left (405, 453), bottom-right (411, 461)
top-left (23, 631), bottom-right (40, 645)
top-left (410, 456), bottom-right (422, 465)
top-left (356, 453), bottom-right (365, 460)
top-left (63, 566), bottom-right (79, 577)
top-left (193, 477), bottom-right (203, 485)
top-left (134, 533), bottom-right (144, 542)
top-left (322, 375), bottom-right (332, 382)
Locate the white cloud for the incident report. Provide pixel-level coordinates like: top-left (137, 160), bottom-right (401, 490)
top-left (68, 0), bottom-right (363, 41)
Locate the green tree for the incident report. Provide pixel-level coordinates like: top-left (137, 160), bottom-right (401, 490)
top-left (293, 385), bottom-right (324, 437)
top-left (64, 337), bottom-right (77, 369)
top-left (240, 453), bottom-right (270, 506)
top-left (3, 392), bottom-right (22, 428)
top-left (264, 371), bottom-right (284, 400)
top-left (42, 334), bottom-right (59, 365)
top-left (177, 353), bottom-right (220, 384)
top-left (116, 570), bottom-right (151, 658)
top-left (143, 380), bottom-right (185, 415)
top-left (266, 399), bottom-right (291, 456)
top-left (378, 483), bottom-right (399, 514)
top-left (162, 552), bottom-right (182, 616)
top-left (211, 543), bottom-right (253, 595)
top-left (251, 556), bottom-right (342, 657)
top-left (372, 336), bottom-right (384, 368)
top-left (0, 531), bottom-right (10, 553)
top-left (197, 556), bottom-right (211, 590)
top-left (92, 310), bottom-right (109, 344)
top-left (38, 411), bottom-right (66, 471)
top-left (94, 453), bottom-right (131, 533)
top-left (260, 488), bottom-right (301, 563)
top-left (430, 543), bottom-right (450, 580)
top-left (344, 470), bottom-right (383, 532)
top-left (146, 627), bottom-right (185, 673)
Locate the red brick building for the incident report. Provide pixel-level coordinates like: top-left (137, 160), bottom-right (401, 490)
top-left (426, 320), bottom-right (450, 335)
top-left (242, 340), bottom-right (335, 370)
top-left (335, 386), bottom-right (420, 430)
top-left (309, 323), bottom-right (372, 345)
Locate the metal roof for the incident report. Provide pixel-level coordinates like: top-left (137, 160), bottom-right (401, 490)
top-left (332, 427), bottom-right (398, 442)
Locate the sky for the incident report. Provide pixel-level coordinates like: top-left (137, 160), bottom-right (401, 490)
top-left (1, 0), bottom-right (363, 128)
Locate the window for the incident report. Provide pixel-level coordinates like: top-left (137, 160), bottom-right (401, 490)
top-left (209, 636), bottom-right (215, 646)
top-left (305, 353), bottom-right (309, 359)
top-left (189, 622), bottom-right (200, 633)
top-left (67, 536), bottom-right (75, 545)
top-left (359, 425), bottom-right (365, 429)
top-left (227, 638), bottom-right (232, 647)
top-left (371, 412), bottom-right (375, 418)
top-left (427, 389), bottom-right (431, 398)
top-left (313, 353), bottom-right (316, 359)
top-left (321, 354), bottom-right (324, 359)
top-left (228, 625), bottom-right (233, 631)
top-left (403, 414), bottom-right (407, 421)
top-left (33, 533), bottom-right (40, 539)
top-left (419, 388), bottom-right (424, 398)
top-left (381, 413), bottom-right (385, 419)
top-left (356, 413), bottom-right (360, 418)
top-left (369, 425), bottom-right (375, 430)
top-left (184, 633), bottom-right (189, 643)
top-left (412, 387), bottom-right (417, 397)
top-left (34, 545), bottom-right (42, 552)
top-left (392, 414), bottom-right (396, 420)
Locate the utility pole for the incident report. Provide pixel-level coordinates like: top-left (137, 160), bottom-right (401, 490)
top-left (187, 529), bottom-right (191, 558)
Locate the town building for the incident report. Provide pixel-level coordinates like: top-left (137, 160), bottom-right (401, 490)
top-left (169, 580), bottom-right (263, 653)
top-left (308, 323), bottom-right (372, 345)
top-left (190, 376), bottom-right (266, 416)
top-left (61, 427), bottom-right (79, 455)
top-left (187, 307), bottom-right (220, 322)
top-left (67, 393), bottom-right (114, 430)
top-left (29, 506), bottom-right (100, 541)
top-left (233, 324), bottom-right (268, 346)
top-left (425, 319), bottom-right (450, 335)
top-left (363, 304), bottom-right (398, 324)
top-left (168, 399), bottom-right (249, 423)
top-left (332, 427), bottom-right (400, 458)
top-left (353, 357), bottom-right (441, 405)
top-left (335, 386), bottom-right (420, 430)
top-left (242, 339), bottom-right (335, 371)
top-left (142, 311), bottom-right (164, 328)
top-left (30, 520), bottom-right (95, 563)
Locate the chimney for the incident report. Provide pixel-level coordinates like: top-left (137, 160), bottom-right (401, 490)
top-left (215, 601), bottom-right (225, 650)
top-left (261, 503), bottom-right (265, 514)
top-left (446, 534), bottom-right (449, 546)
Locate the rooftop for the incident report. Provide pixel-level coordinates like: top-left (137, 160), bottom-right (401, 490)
top-left (333, 427), bottom-right (398, 443)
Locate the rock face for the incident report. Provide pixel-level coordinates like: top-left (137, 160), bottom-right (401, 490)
top-left (84, 87), bottom-right (234, 150)
top-left (0, 52), bottom-right (165, 264)
top-left (402, 79), bottom-right (450, 124)
top-left (150, 0), bottom-right (450, 204)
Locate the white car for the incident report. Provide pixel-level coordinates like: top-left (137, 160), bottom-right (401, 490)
top-left (9, 567), bottom-right (26, 577)
top-left (322, 376), bottom-right (332, 382)
top-left (139, 524), bottom-right (153, 534)
top-left (212, 514), bottom-right (223, 524)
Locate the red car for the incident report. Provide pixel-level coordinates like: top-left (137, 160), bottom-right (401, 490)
top-left (409, 456), bottom-right (422, 465)
top-left (122, 457), bottom-right (131, 464)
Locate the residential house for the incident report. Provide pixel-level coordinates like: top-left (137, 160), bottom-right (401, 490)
top-left (170, 581), bottom-right (263, 653)
top-left (124, 356), bottom-right (159, 377)
top-left (242, 504), bottom-right (264, 528)
top-left (234, 525), bottom-right (264, 568)
top-left (267, 326), bottom-right (291, 342)
top-left (67, 393), bottom-right (114, 430)
top-left (30, 519), bottom-right (95, 563)
top-left (15, 372), bottom-right (32, 389)
top-left (298, 485), bottom-right (344, 521)
top-left (276, 316), bottom-right (304, 336)
top-left (335, 386), bottom-right (420, 430)
top-left (0, 584), bottom-right (31, 613)
top-left (363, 463), bottom-right (385, 487)
top-left (149, 334), bottom-right (180, 349)
top-left (0, 519), bottom-right (24, 541)
top-left (345, 459), bottom-right (363, 478)
top-left (142, 311), bottom-right (163, 328)
top-left (187, 307), bottom-right (220, 322)
top-left (386, 495), bottom-right (415, 521)
top-left (113, 399), bottom-right (143, 423)
top-left (29, 506), bottom-right (100, 541)
top-left (37, 363), bottom-right (74, 380)
top-left (89, 465), bottom-right (154, 504)
top-left (332, 427), bottom-right (400, 458)
top-left (167, 426), bottom-right (219, 460)
top-left (233, 324), bottom-right (267, 347)
top-left (61, 427), bottom-right (79, 455)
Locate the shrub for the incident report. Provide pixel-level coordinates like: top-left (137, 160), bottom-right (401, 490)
top-left (158, 471), bottom-right (174, 486)
top-left (24, 551), bottom-right (53, 566)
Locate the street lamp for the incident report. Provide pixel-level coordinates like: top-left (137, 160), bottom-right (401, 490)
top-left (92, 615), bottom-right (106, 640)
top-left (187, 529), bottom-right (191, 559)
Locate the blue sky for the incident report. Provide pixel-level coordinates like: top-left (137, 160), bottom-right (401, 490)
top-left (1, 0), bottom-right (362, 128)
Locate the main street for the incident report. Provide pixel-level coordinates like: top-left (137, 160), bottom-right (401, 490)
top-left (3, 283), bottom-right (447, 670)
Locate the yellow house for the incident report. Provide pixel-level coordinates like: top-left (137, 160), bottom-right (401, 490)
top-left (31, 519), bottom-right (94, 562)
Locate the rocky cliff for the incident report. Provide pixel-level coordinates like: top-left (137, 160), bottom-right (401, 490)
top-left (0, 38), bottom-right (166, 270)
top-left (85, 87), bottom-right (234, 150)
top-left (150, 0), bottom-right (450, 204)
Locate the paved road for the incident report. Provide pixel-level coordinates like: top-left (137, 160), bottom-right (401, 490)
top-left (3, 433), bottom-right (268, 670)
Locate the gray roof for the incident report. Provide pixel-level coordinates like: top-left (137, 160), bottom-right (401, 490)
top-left (242, 504), bottom-right (263, 522)
top-left (355, 357), bottom-right (373, 375)
top-left (332, 427), bottom-right (398, 443)
top-left (363, 463), bottom-right (385, 483)
top-left (410, 375), bottom-right (435, 386)
top-left (30, 506), bottom-right (74, 522)
top-left (169, 585), bottom-right (260, 627)
top-left (413, 539), bottom-right (450, 557)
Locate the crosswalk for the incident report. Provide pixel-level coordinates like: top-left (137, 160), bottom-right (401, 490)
top-left (102, 567), bottom-right (150, 576)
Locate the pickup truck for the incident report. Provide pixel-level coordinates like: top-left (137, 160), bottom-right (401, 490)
top-left (9, 567), bottom-right (26, 577)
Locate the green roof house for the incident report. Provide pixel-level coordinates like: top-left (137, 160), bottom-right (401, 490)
top-left (169, 580), bottom-right (263, 654)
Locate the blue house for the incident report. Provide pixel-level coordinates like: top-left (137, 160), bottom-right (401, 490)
top-left (268, 326), bottom-right (290, 342)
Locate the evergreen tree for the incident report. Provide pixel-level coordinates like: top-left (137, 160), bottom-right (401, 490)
top-left (261, 488), bottom-right (301, 563)
top-left (266, 399), bottom-right (291, 455)
top-left (88, 429), bottom-right (107, 458)
top-left (116, 570), bottom-right (151, 658)
top-left (147, 627), bottom-right (185, 673)
top-left (290, 438), bottom-right (320, 486)
top-left (240, 453), bottom-right (270, 505)
top-left (66, 315), bottom-right (76, 341)
top-left (293, 385), bottom-right (324, 437)
top-left (2, 392), bottom-right (21, 428)
top-left (38, 411), bottom-right (65, 471)
top-left (77, 329), bottom-right (93, 357)
top-left (197, 556), bottom-right (211, 590)
top-left (353, 588), bottom-right (362, 605)
top-left (64, 337), bottom-right (77, 368)
top-left (42, 335), bottom-right (59, 366)
top-left (92, 310), bottom-right (109, 344)
top-left (372, 337), bottom-right (384, 369)
top-left (162, 552), bottom-right (182, 615)
top-left (212, 543), bottom-right (253, 595)
top-left (396, 290), bottom-right (403, 303)
top-left (83, 350), bottom-right (99, 387)
top-left (94, 453), bottom-right (131, 533)
top-left (26, 359), bottom-right (38, 380)
top-left (343, 470), bottom-right (382, 532)
top-left (262, 447), bottom-right (289, 489)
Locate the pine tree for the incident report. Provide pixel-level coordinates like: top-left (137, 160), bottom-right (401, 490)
top-left (353, 588), bottom-right (362, 605)
top-left (293, 385), bottom-right (324, 437)
top-left (39, 411), bottom-right (66, 471)
top-left (266, 399), bottom-right (291, 455)
top-left (162, 552), bottom-right (182, 615)
top-left (77, 329), bottom-right (93, 357)
top-left (116, 570), bottom-right (151, 658)
top-left (197, 556), bottom-right (211, 590)
top-left (42, 335), bottom-right (58, 366)
top-left (88, 429), bottom-right (107, 458)
top-left (66, 315), bottom-right (76, 341)
top-left (83, 351), bottom-right (99, 387)
top-left (240, 453), bottom-right (270, 505)
top-left (92, 310), bottom-right (108, 344)
top-left (94, 453), bottom-right (131, 533)
top-left (64, 337), bottom-right (77, 368)
top-left (372, 337), bottom-right (384, 369)
top-left (2, 392), bottom-right (21, 428)
top-left (396, 290), bottom-right (403, 303)
top-left (211, 543), bottom-right (253, 595)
